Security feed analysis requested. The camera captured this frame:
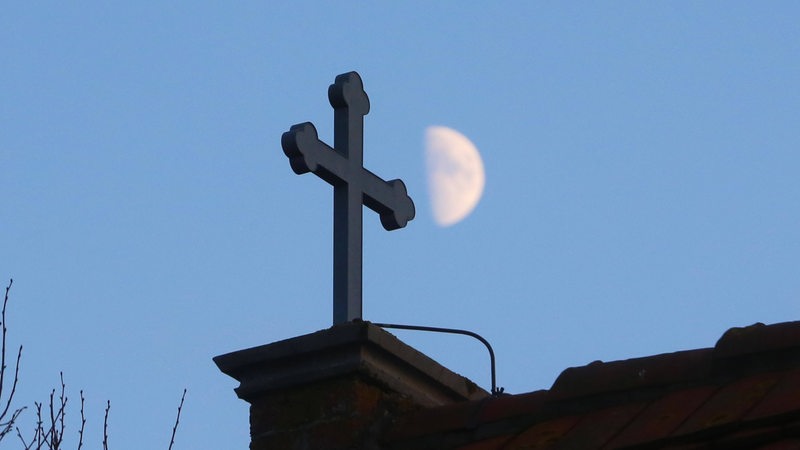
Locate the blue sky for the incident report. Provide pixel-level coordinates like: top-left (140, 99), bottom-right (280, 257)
top-left (2, 3), bottom-right (799, 449)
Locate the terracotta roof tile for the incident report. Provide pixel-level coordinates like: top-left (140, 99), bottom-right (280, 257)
top-left (455, 435), bottom-right (515, 450)
top-left (758, 438), bottom-right (800, 449)
top-left (656, 443), bottom-right (711, 450)
top-left (715, 322), bottom-right (800, 358)
top-left (550, 349), bottom-right (712, 402)
top-left (544, 402), bottom-right (645, 449)
top-left (476, 390), bottom-right (548, 424)
top-left (711, 425), bottom-right (784, 448)
top-left (385, 321), bottom-right (800, 449)
top-left (499, 415), bottom-right (582, 449)
top-left (604, 386), bottom-right (718, 448)
top-left (674, 372), bottom-right (781, 436)
top-left (745, 368), bottom-right (800, 421)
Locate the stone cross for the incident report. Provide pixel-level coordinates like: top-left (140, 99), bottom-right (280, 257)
top-left (281, 72), bottom-right (415, 325)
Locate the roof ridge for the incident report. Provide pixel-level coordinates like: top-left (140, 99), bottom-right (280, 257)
top-left (547, 320), bottom-right (800, 403)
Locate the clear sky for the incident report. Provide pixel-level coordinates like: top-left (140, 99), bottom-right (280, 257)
top-left (2, 3), bottom-right (799, 449)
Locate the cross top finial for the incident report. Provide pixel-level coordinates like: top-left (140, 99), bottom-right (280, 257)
top-left (328, 72), bottom-right (370, 115)
top-left (282, 71), bottom-right (415, 325)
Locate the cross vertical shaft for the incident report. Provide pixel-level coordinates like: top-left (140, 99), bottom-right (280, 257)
top-left (332, 84), bottom-right (367, 324)
top-left (281, 71), bottom-right (415, 325)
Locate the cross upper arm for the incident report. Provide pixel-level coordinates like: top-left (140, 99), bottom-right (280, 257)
top-left (282, 122), bottom-right (349, 186)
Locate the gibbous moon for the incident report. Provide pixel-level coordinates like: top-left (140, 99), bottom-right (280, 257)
top-left (425, 126), bottom-right (485, 227)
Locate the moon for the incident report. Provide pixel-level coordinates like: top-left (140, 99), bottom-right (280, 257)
top-left (424, 126), bottom-right (485, 227)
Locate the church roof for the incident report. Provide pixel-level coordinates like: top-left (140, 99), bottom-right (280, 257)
top-left (386, 321), bottom-right (800, 449)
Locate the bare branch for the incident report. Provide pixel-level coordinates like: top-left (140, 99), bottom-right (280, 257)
top-left (48, 389), bottom-right (56, 449)
top-left (0, 279), bottom-right (22, 442)
top-left (102, 400), bottom-right (110, 450)
top-left (0, 406), bottom-right (25, 440)
top-left (0, 279), bottom-right (12, 404)
top-left (77, 391), bottom-right (85, 450)
top-left (16, 401), bottom-right (46, 450)
top-left (16, 429), bottom-right (26, 449)
top-left (57, 373), bottom-right (66, 449)
top-left (0, 345), bottom-right (22, 423)
top-left (167, 389), bottom-right (187, 450)
top-left (1, 279), bottom-right (187, 449)
top-left (35, 401), bottom-right (44, 450)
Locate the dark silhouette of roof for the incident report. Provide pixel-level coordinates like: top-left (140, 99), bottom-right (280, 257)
top-left (386, 321), bottom-right (800, 449)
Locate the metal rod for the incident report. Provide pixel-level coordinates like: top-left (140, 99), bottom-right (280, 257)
top-left (373, 322), bottom-right (504, 396)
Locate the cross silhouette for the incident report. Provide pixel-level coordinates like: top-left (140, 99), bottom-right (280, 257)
top-left (281, 72), bottom-right (415, 325)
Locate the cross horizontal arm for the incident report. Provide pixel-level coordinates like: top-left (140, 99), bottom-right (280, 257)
top-left (282, 122), bottom-right (347, 185)
top-left (282, 122), bottom-right (415, 231)
top-left (361, 173), bottom-right (414, 230)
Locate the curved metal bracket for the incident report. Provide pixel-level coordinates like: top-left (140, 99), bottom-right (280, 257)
top-left (373, 322), bottom-right (505, 396)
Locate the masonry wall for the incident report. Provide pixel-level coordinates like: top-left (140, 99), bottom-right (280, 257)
top-left (214, 321), bottom-right (488, 450)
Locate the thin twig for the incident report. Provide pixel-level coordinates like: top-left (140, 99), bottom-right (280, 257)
top-left (0, 278), bottom-right (22, 428)
top-left (102, 400), bottom-right (110, 450)
top-left (48, 389), bottom-right (56, 449)
top-left (167, 389), bottom-right (187, 450)
top-left (0, 279), bottom-right (23, 444)
top-left (1, 406), bottom-right (24, 440)
top-left (35, 401), bottom-right (43, 450)
top-left (0, 349), bottom-right (22, 436)
top-left (77, 391), bottom-right (85, 450)
top-left (16, 424), bottom-right (30, 450)
top-left (0, 279), bottom-right (12, 405)
top-left (58, 373), bottom-right (66, 449)
top-left (0, 345), bottom-right (22, 422)
top-left (43, 373), bottom-right (68, 450)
